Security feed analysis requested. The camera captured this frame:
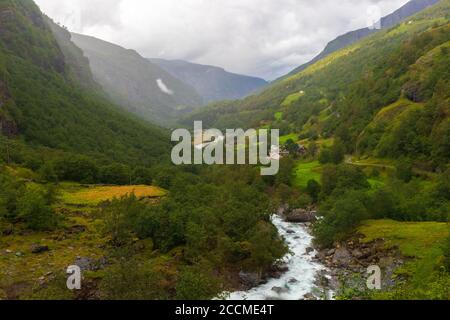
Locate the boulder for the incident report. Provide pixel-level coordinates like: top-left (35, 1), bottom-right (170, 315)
top-left (285, 209), bottom-right (316, 223)
top-left (30, 244), bottom-right (49, 254)
top-left (332, 247), bottom-right (352, 267)
top-left (303, 293), bottom-right (317, 300)
top-left (74, 257), bottom-right (95, 271)
top-left (239, 271), bottom-right (261, 287)
top-left (305, 247), bottom-right (314, 254)
top-left (271, 286), bottom-right (289, 295)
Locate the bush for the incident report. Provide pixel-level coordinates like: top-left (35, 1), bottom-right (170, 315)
top-left (314, 190), bottom-right (369, 248)
top-left (99, 164), bottom-right (130, 185)
top-left (101, 255), bottom-right (168, 300)
top-left (319, 139), bottom-right (345, 165)
top-left (306, 179), bottom-right (321, 203)
top-left (321, 164), bottom-right (370, 197)
top-left (54, 156), bottom-right (98, 183)
top-left (175, 266), bottom-right (222, 300)
top-left (396, 159), bottom-right (413, 183)
top-left (132, 166), bottom-right (153, 185)
top-left (17, 185), bottom-right (58, 231)
top-left (99, 194), bottom-right (143, 246)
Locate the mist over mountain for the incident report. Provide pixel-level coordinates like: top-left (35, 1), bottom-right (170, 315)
top-left (149, 58), bottom-right (268, 103)
top-left (283, 0), bottom-right (441, 79)
top-left (71, 33), bottom-right (203, 126)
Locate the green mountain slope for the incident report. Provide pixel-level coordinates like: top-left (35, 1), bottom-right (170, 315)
top-left (281, 0), bottom-right (441, 80)
top-left (71, 33), bottom-right (204, 126)
top-left (0, 0), bottom-right (170, 166)
top-left (185, 0), bottom-right (450, 166)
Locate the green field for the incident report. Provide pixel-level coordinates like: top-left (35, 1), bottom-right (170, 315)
top-left (359, 220), bottom-right (450, 299)
top-left (293, 161), bottom-right (322, 188)
top-left (280, 133), bottom-right (300, 144)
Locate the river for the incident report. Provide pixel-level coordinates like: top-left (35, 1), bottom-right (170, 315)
top-left (227, 215), bottom-right (331, 300)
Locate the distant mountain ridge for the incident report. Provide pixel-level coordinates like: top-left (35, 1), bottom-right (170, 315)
top-left (283, 0), bottom-right (441, 79)
top-left (149, 58), bottom-right (268, 103)
top-left (71, 33), bottom-right (203, 126)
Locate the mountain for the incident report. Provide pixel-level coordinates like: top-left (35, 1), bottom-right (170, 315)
top-left (149, 58), bottom-right (268, 103)
top-left (71, 34), bottom-right (203, 126)
top-left (283, 0), bottom-right (441, 79)
top-left (0, 0), bottom-right (170, 166)
top-left (184, 0), bottom-right (449, 165)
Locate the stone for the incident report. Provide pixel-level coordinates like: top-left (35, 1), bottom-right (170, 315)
top-left (30, 244), bottom-right (49, 254)
top-left (306, 247), bottom-right (314, 254)
top-left (288, 278), bottom-right (298, 284)
top-left (74, 257), bottom-right (95, 271)
top-left (285, 209), bottom-right (316, 223)
top-left (326, 249), bottom-right (335, 256)
top-left (332, 247), bottom-right (352, 267)
top-left (303, 293), bottom-right (317, 300)
top-left (271, 286), bottom-right (289, 295)
top-left (239, 271), bottom-right (261, 287)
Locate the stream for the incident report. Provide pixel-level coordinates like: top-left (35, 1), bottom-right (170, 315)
top-left (227, 215), bottom-right (330, 300)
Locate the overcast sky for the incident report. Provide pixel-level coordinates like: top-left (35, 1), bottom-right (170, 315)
top-left (34, 0), bottom-right (409, 80)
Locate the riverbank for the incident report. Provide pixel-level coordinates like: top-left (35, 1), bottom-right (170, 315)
top-left (227, 215), bottom-right (332, 300)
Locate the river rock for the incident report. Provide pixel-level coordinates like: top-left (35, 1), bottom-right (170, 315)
top-left (303, 293), bottom-right (317, 300)
top-left (271, 286), bottom-right (289, 294)
top-left (239, 271), bottom-right (261, 287)
top-left (332, 247), bottom-right (351, 267)
top-left (306, 247), bottom-right (314, 254)
top-left (285, 209), bottom-right (316, 223)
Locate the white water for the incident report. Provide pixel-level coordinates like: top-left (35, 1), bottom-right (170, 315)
top-left (227, 215), bottom-right (329, 300)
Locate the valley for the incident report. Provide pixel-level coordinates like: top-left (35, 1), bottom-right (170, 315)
top-left (0, 0), bottom-right (449, 301)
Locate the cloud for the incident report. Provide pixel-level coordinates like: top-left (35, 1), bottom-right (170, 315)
top-left (35, 0), bottom-right (409, 80)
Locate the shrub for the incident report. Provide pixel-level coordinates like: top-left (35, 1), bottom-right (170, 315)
top-left (175, 266), bottom-right (222, 300)
top-left (99, 164), bottom-right (130, 185)
top-left (17, 185), bottom-right (58, 231)
top-left (306, 179), bottom-right (321, 203)
top-left (314, 190), bottom-right (369, 248)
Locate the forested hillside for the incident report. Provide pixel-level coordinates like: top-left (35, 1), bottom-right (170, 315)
top-left (71, 33), bottom-right (204, 126)
top-left (0, 0), bottom-right (170, 169)
top-left (184, 0), bottom-right (450, 168)
top-left (0, 0), bottom-right (288, 300)
top-left (182, 0), bottom-right (450, 299)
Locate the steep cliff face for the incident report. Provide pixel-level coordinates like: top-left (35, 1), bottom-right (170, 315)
top-left (44, 17), bottom-right (98, 89)
top-left (0, 0), bottom-right (66, 73)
